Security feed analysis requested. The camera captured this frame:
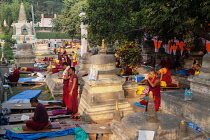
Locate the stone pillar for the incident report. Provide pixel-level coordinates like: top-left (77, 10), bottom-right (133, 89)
top-left (79, 11), bottom-right (88, 57)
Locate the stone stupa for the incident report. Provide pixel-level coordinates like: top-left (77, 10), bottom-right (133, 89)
top-left (78, 40), bottom-right (134, 121)
top-left (110, 91), bottom-right (205, 140)
top-left (12, 3), bottom-right (36, 44)
top-left (14, 43), bottom-right (36, 68)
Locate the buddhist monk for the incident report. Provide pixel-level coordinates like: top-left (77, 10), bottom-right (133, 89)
top-left (194, 64), bottom-right (201, 75)
top-left (157, 67), bottom-right (178, 87)
top-left (140, 70), bottom-right (161, 111)
top-left (24, 98), bottom-right (49, 131)
top-left (7, 65), bottom-right (20, 82)
top-left (58, 62), bottom-right (70, 106)
top-left (18, 67), bottom-right (44, 73)
top-left (66, 67), bottom-right (78, 115)
top-left (71, 51), bottom-right (78, 67)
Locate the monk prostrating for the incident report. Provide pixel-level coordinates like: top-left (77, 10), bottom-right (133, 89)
top-left (24, 98), bottom-right (49, 131)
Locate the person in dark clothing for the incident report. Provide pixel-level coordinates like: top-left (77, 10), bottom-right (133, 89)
top-left (24, 98), bottom-right (49, 130)
top-left (7, 65), bottom-right (20, 82)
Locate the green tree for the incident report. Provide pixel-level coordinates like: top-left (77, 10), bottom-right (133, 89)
top-left (86, 0), bottom-right (210, 45)
top-left (139, 0), bottom-right (210, 41)
top-left (52, 0), bottom-right (86, 39)
top-left (86, 0), bottom-right (143, 44)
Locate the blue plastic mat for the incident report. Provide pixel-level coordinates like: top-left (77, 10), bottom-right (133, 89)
top-left (176, 70), bottom-right (187, 75)
top-left (9, 90), bottom-right (42, 100)
top-left (3, 128), bottom-right (75, 140)
top-left (134, 102), bottom-right (146, 108)
top-left (3, 127), bottom-right (89, 140)
top-left (132, 77), bottom-right (145, 82)
top-left (18, 78), bottom-right (36, 82)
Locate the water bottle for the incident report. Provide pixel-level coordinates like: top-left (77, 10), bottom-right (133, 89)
top-left (184, 88), bottom-right (188, 100)
top-left (188, 89), bottom-right (192, 100)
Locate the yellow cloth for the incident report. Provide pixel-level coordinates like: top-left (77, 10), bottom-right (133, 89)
top-left (194, 71), bottom-right (200, 75)
top-left (21, 67), bottom-right (27, 71)
top-left (72, 54), bottom-right (78, 62)
top-left (136, 86), bottom-right (145, 94)
top-left (54, 59), bottom-right (60, 64)
top-left (47, 65), bottom-right (56, 69)
top-left (57, 48), bottom-right (61, 53)
top-left (160, 81), bottom-right (167, 87)
top-left (158, 68), bottom-right (167, 75)
top-left (120, 68), bottom-right (125, 74)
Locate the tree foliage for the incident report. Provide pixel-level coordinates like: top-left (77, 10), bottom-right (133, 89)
top-left (87, 0), bottom-right (143, 44)
top-left (52, 0), bottom-right (87, 38)
top-left (139, 0), bottom-right (210, 41)
top-left (86, 0), bottom-right (210, 43)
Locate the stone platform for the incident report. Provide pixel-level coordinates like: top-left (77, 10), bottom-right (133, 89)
top-left (45, 72), bottom-right (63, 99)
top-left (110, 91), bottom-right (206, 140)
top-left (161, 90), bottom-right (210, 133)
top-left (35, 44), bottom-right (51, 55)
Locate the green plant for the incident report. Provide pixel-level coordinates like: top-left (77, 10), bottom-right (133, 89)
top-left (117, 42), bottom-right (142, 69)
top-left (2, 35), bottom-right (17, 45)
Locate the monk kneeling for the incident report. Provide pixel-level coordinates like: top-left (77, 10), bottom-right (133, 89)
top-left (24, 98), bottom-right (50, 131)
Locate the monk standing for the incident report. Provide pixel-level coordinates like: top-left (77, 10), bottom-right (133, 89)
top-left (24, 98), bottom-right (49, 131)
top-left (59, 62), bottom-right (70, 106)
top-left (67, 67), bottom-right (78, 115)
top-left (7, 65), bottom-right (20, 82)
top-left (72, 51), bottom-right (78, 67)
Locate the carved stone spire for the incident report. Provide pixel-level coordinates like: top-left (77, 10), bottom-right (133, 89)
top-left (146, 91), bottom-right (159, 123)
top-left (99, 39), bottom-right (106, 55)
top-left (113, 102), bottom-right (122, 121)
top-left (18, 3), bottom-right (27, 23)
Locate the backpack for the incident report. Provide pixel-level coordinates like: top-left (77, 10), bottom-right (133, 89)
top-left (0, 113), bottom-right (10, 125)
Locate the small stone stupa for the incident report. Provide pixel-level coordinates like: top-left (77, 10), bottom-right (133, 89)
top-left (110, 91), bottom-right (204, 140)
top-left (14, 43), bottom-right (35, 68)
top-left (78, 40), bottom-right (134, 121)
top-left (12, 3), bottom-right (36, 44)
top-left (0, 51), bottom-right (8, 66)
